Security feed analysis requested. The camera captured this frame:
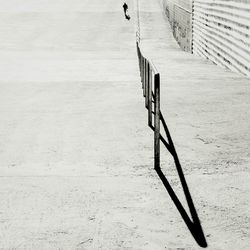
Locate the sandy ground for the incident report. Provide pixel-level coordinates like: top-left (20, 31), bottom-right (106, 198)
top-left (0, 0), bottom-right (249, 249)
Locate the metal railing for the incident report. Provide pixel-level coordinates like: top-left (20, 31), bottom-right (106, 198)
top-left (136, 35), bottom-right (160, 169)
top-left (135, 32), bottom-right (207, 247)
top-left (136, 0), bottom-right (141, 43)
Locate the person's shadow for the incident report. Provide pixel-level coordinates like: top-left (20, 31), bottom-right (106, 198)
top-left (125, 13), bottom-right (130, 20)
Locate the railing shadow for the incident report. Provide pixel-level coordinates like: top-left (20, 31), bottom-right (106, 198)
top-left (136, 36), bottom-right (207, 247)
top-left (149, 108), bottom-right (207, 248)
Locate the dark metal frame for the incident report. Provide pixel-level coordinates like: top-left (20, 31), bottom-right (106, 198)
top-left (136, 32), bottom-right (207, 248)
top-left (136, 36), bottom-right (160, 170)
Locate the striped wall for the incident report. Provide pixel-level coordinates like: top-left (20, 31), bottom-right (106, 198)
top-left (192, 0), bottom-right (250, 76)
top-left (163, 0), bottom-right (250, 76)
top-left (163, 0), bottom-right (193, 51)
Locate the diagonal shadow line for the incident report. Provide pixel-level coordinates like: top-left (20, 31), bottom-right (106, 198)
top-left (148, 93), bottom-right (207, 247)
top-left (159, 113), bottom-right (207, 247)
top-left (155, 167), bottom-right (207, 247)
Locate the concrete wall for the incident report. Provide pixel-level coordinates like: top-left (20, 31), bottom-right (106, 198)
top-left (163, 0), bottom-right (193, 52)
top-left (192, 0), bottom-right (250, 76)
top-left (163, 0), bottom-right (250, 76)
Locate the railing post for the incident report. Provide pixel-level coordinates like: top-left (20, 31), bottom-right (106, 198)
top-left (145, 62), bottom-right (149, 107)
top-left (143, 59), bottom-right (146, 97)
top-left (148, 68), bottom-right (152, 126)
top-left (138, 52), bottom-right (141, 74)
top-left (137, 43), bottom-right (141, 74)
top-left (142, 58), bottom-right (144, 90)
top-left (140, 55), bottom-right (142, 80)
top-left (154, 73), bottom-right (160, 170)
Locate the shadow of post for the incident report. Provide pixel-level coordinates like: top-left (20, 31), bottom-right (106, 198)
top-left (136, 38), bottom-right (207, 247)
top-left (149, 111), bottom-right (207, 248)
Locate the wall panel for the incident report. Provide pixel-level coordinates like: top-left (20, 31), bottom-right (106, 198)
top-left (163, 0), bottom-right (250, 76)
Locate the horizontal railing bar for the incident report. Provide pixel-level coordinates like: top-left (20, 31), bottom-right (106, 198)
top-left (149, 124), bottom-right (173, 154)
top-left (137, 42), bottom-right (159, 75)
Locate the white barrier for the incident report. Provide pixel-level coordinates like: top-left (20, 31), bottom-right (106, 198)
top-left (192, 0), bottom-right (250, 76)
top-left (163, 0), bottom-right (250, 76)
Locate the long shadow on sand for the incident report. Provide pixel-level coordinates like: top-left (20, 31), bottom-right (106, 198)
top-left (149, 105), bottom-right (207, 247)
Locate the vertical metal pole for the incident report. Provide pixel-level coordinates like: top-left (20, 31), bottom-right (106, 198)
top-left (138, 44), bottom-right (141, 74)
top-left (146, 62), bottom-right (150, 108)
top-left (145, 62), bottom-right (148, 106)
top-left (140, 55), bottom-right (142, 80)
top-left (154, 73), bottom-right (160, 170)
top-left (139, 55), bottom-right (141, 77)
top-left (148, 68), bottom-right (152, 126)
top-left (143, 60), bottom-right (146, 97)
top-left (137, 0), bottom-right (140, 41)
top-left (142, 58), bottom-right (144, 89)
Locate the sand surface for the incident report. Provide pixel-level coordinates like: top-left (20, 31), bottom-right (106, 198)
top-left (0, 0), bottom-right (249, 249)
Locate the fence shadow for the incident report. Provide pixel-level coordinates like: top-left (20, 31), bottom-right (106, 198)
top-left (149, 111), bottom-right (207, 248)
top-left (136, 37), bottom-right (207, 247)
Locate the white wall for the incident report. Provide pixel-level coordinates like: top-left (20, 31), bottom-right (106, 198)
top-left (163, 0), bottom-right (250, 76)
top-left (163, 0), bottom-right (192, 52)
top-left (192, 0), bottom-right (250, 76)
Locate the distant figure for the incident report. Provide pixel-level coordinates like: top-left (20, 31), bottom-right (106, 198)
top-left (123, 2), bottom-right (130, 20)
top-left (123, 2), bottom-right (128, 14)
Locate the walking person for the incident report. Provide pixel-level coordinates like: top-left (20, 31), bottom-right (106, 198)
top-left (123, 2), bottom-right (130, 20)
